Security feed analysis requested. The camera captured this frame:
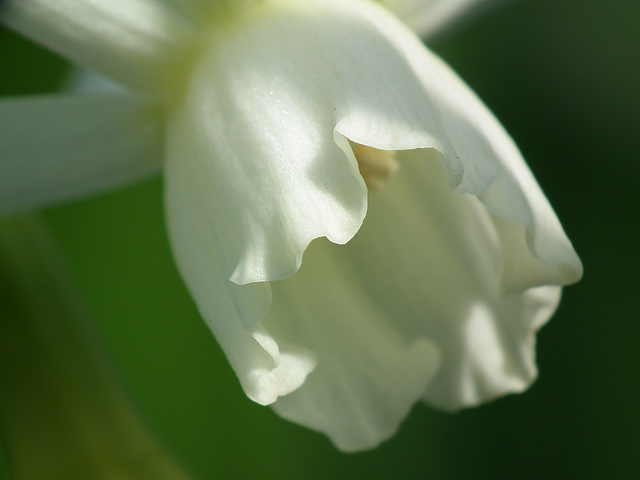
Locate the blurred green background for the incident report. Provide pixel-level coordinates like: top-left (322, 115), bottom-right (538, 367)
top-left (1, 0), bottom-right (638, 478)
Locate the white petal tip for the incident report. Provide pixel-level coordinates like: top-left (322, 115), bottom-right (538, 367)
top-left (245, 345), bottom-right (318, 406)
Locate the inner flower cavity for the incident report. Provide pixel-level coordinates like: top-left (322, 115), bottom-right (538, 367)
top-left (350, 142), bottom-right (399, 189)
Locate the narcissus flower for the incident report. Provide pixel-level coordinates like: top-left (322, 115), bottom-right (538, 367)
top-left (0, 0), bottom-right (582, 451)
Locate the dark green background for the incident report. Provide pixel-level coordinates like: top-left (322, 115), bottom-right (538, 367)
top-left (1, 0), bottom-right (638, 478)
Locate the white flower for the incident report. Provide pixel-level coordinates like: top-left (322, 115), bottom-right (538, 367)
top-left (0, 0), bottom-right (582, 451)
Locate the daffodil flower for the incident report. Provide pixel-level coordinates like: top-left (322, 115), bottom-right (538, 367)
top-left (0, 0), bottom-right (582, 451)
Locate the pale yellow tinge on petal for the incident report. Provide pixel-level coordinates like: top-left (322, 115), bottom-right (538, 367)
top-left (350, 142), bottom-right (399, 190)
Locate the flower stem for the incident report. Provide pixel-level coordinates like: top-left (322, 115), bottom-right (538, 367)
top-left (0, 214), bottom-right (194, 480)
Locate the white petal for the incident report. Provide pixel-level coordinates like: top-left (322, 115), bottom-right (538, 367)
top-left (264, 239), bottom-right (440, 452)
top-left (3, 0), bottom-right (195, 92)
top-left (165, 6), bottom-right (373, 289)
top-left (162, 1), bottom-right (205, 24)
top-left (162, 0), bottom-right (227, 24)
top-left (381, 0), bottom-right (514, 39)
top-left (0, 95), bottom-right (163, 213)
top-left (164, 151), bottom-right (317, 403)
top-left (331, 149), bottom-right (563, 410)
top-left (65, 69), bottom-right (130, 95)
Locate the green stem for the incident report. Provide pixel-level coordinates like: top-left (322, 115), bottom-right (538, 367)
top-left (0, 215), bottom-right (195, 480)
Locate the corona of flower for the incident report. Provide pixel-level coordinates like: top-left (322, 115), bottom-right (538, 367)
top-left (0, 0), bottom-right (582, 451)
